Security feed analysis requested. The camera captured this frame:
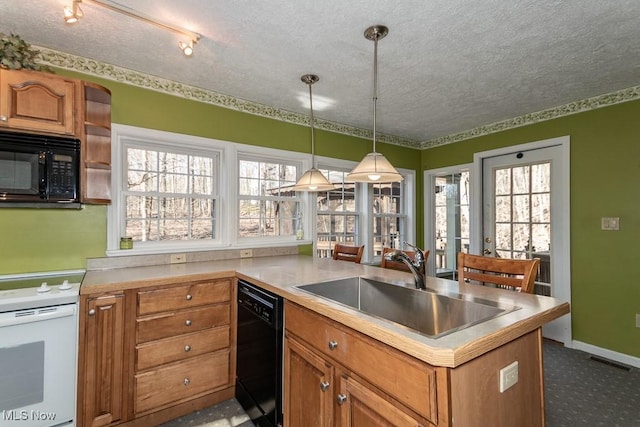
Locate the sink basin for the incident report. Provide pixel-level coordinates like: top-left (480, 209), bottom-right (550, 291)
top-left (296, 276), bottom-right (519, 338)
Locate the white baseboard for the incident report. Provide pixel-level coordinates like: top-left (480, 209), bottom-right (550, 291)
top-left (572, 340), bottom-right (640, 369)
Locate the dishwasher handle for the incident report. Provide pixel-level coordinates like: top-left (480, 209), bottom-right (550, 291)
top-left (0, 304), bottom-right (77, 327)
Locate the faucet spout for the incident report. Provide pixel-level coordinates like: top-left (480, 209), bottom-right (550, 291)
top-left (384, 245), bottom-right (426, 290)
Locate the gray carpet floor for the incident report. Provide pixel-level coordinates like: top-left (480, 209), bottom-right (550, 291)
top-left (161, 341), bottom-right (640, 426)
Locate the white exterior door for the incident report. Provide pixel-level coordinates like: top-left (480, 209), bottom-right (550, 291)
top-left (477, 137), bottom-right (571, 345)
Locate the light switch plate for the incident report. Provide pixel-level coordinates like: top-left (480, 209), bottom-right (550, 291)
top-left (499, 361), bottom-right (519, 393)
top-left (601, 217), bottom-right (620, 231)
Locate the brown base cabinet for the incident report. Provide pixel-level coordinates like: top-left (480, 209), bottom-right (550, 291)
top-left (78, 277), bottom-right (237, 426)
top-left (284, 301), bottom-right (545, 427)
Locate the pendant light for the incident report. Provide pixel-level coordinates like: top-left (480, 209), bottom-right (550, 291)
top-left (293, 74), bottom-right (335, 192)
top-left (347, 25), bottom-right (403, 183)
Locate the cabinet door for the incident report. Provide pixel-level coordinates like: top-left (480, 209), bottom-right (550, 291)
top-left (0, 69), bottom-right (78, 135)
top-left (338, 376), bottom-right (426, 427)
top-left (284, 336), bottom-right (335, 427)
top-left (81, 294), bottom-right (126, 427)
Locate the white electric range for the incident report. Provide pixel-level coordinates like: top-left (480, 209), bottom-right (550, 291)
top-left (0, 270), bottom-right (84, 427)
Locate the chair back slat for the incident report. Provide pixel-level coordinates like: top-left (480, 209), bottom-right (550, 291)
top-left (457, 252), bottom-right (540, 293)
top-left (333, 244), bottom-right (365, 264)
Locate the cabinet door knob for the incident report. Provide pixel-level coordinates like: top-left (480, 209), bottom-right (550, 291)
top-left (184, 378), bottom-right (190, 386)
top-left (185, 319), bottom-right (192, 326)
top-left (0, 116), bottom-right (7, 122)
top-left (328, 340), bottom-right (338, 350)
top-left (186, 294), bottom-right (193, 301)
top-left (184, 345), bottom-right (191, 352)
top-left (320, 381), bottom-right (330, 392)
top-left (336, 394), bottom-right (347, 405)
top-left (88, 309), bottom-right (96, 316)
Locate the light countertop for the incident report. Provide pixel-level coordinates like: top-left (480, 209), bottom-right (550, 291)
top-left (82, 255), bottom-right (570, 368)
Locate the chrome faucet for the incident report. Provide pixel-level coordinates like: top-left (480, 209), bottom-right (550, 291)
top-left (384, 242), bottom-right (426, 290)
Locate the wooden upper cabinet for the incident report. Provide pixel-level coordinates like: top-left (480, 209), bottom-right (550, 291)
top-left (81, 81), bottom-right (112, 204)
top-left (0, 69), bottom-right (79, 136)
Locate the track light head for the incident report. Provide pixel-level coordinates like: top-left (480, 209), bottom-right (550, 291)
top-left (179, 39), bottom-right (196, 56)
top-left (64, 0), bottom-right (83, 24)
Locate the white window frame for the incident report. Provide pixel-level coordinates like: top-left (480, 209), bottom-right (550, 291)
top-left (315, 155), bottom-right (415, 265)
top-left (423, 164), bottom-right (473, 277)
top-left (108, 124), bottom-right (310, 255)
top-left (236, 152), bottom-right (305, 244)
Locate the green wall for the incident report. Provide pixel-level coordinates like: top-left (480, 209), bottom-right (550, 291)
top-left (422, 99), bottom-right (640, 358)
top-left (0, 68), bottom-right (420, 274)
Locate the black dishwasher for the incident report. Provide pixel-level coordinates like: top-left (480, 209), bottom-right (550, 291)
top-left (236, 279), bottom-right (283, 427)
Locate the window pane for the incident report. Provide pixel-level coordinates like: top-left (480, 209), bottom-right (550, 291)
top-left (124, 144), bottom-right (218, 244)
top-left (495, 169), bottom-right (510, 195)
top-left (512, 195), bottom-right (530, 222)
top-left (532, 194), bottom-right (550, 223)
top-left (495, 196), bottom-right (511, 222)
top-left (531, 163), bottom-right (550, 193)
top-left (512, 166), bottom-right (529, 194)
top-left (513, 223), bottom-right (530, 253)
top-left (496, 223), bottom-right (511, 250)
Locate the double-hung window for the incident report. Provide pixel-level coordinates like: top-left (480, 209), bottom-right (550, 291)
top-left (123, 143), bottom-right (219, 244)
top-left (372, 181), bottom-right (407, 256)
top-left (315, 168), bottom-right (359, 258)
top-left (238, 156), bottom-right (301, 239)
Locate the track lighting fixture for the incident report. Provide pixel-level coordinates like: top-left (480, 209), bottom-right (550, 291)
top-left (63, 0), bottom-right (201, 55)
top-left (63, 0), bottom-right (83, 24)
top-left (179, 40), bottom-right (196, 56)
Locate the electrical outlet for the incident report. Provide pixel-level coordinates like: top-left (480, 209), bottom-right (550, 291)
top-left (499, 361), bottom-right (519, 393)
top-left (240, 249), bottom-right (253, 258)
top-left (170, 253), bottom-right (186, 264)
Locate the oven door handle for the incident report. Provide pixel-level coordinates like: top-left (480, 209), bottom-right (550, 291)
top-left (0, 305), bottom-right (76, 327)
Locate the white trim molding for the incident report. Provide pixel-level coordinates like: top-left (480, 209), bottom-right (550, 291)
top-left (573, 340), bottom-right (640, 369)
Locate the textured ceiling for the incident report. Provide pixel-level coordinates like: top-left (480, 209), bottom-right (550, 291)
top-left (1, 0), bottom-right (639, 146)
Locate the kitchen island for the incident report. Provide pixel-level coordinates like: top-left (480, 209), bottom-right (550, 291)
top-left (81, 254), bottom-right (569, 426)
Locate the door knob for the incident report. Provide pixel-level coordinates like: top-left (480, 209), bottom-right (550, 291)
top-left (337, 394), bottom-right (347, 405)
top-left (185, 319), bottom-right (192, 326)
top-left (328, 340), bottom-right (338, 350)
top-left (320, 381), bottom-right (330, 391)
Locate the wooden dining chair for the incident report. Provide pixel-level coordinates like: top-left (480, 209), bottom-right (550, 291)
top-left (380, 247), bottom-right (430, 274)
top-left (457, 252), bottom-right (540, 294)
top-left (332, 243), bottom-right (365, 264)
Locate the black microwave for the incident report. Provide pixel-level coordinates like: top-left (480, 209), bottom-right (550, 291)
top-left (0, 130), bottom-right (80, 206)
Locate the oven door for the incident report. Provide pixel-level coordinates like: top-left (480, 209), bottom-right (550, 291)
top-left (0, 303), bottom-right (77, 427)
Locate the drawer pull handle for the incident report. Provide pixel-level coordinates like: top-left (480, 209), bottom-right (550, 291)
top-left (184, 378), bottom-right (190, 386)
top-left (328, 340), bottom-right (338, 350)
top-left (186, 294), bottom-right (193, 301)
top-left (185, 320), bottom-right (192, 326)
top-left (337, 394), bottom-right (347, 405)
top-left (320, 381), bottom-right (330, 392)
top-left (184, 345), bottom-right (191, 352)
top-left (88, 309), bottom-right (96, 316)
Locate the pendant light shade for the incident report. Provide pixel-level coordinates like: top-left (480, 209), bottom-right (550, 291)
top-left (293, 74), bottom-right (335, 192)
top-left (347, 25), bottom-right (403, 183)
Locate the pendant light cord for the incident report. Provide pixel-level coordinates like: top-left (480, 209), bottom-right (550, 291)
top-left (308, 82), bottom-right (316, 166)
top-left (372, 33), bottom-right (378, 153)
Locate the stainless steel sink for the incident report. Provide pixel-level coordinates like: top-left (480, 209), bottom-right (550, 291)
top-left (296, 276), bottom-right (519, 338)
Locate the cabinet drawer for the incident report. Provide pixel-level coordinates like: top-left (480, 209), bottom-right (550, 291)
top-left (135, 351), bottom-right (230, 414)
top-left (136, 326), bottom-right (230, 371)
top-left (286, 302), bottom-right (439, 423)
top-left (137, 279), bottom-right (231, 315)
top-left (137, 304), bottom-right (230, 343)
